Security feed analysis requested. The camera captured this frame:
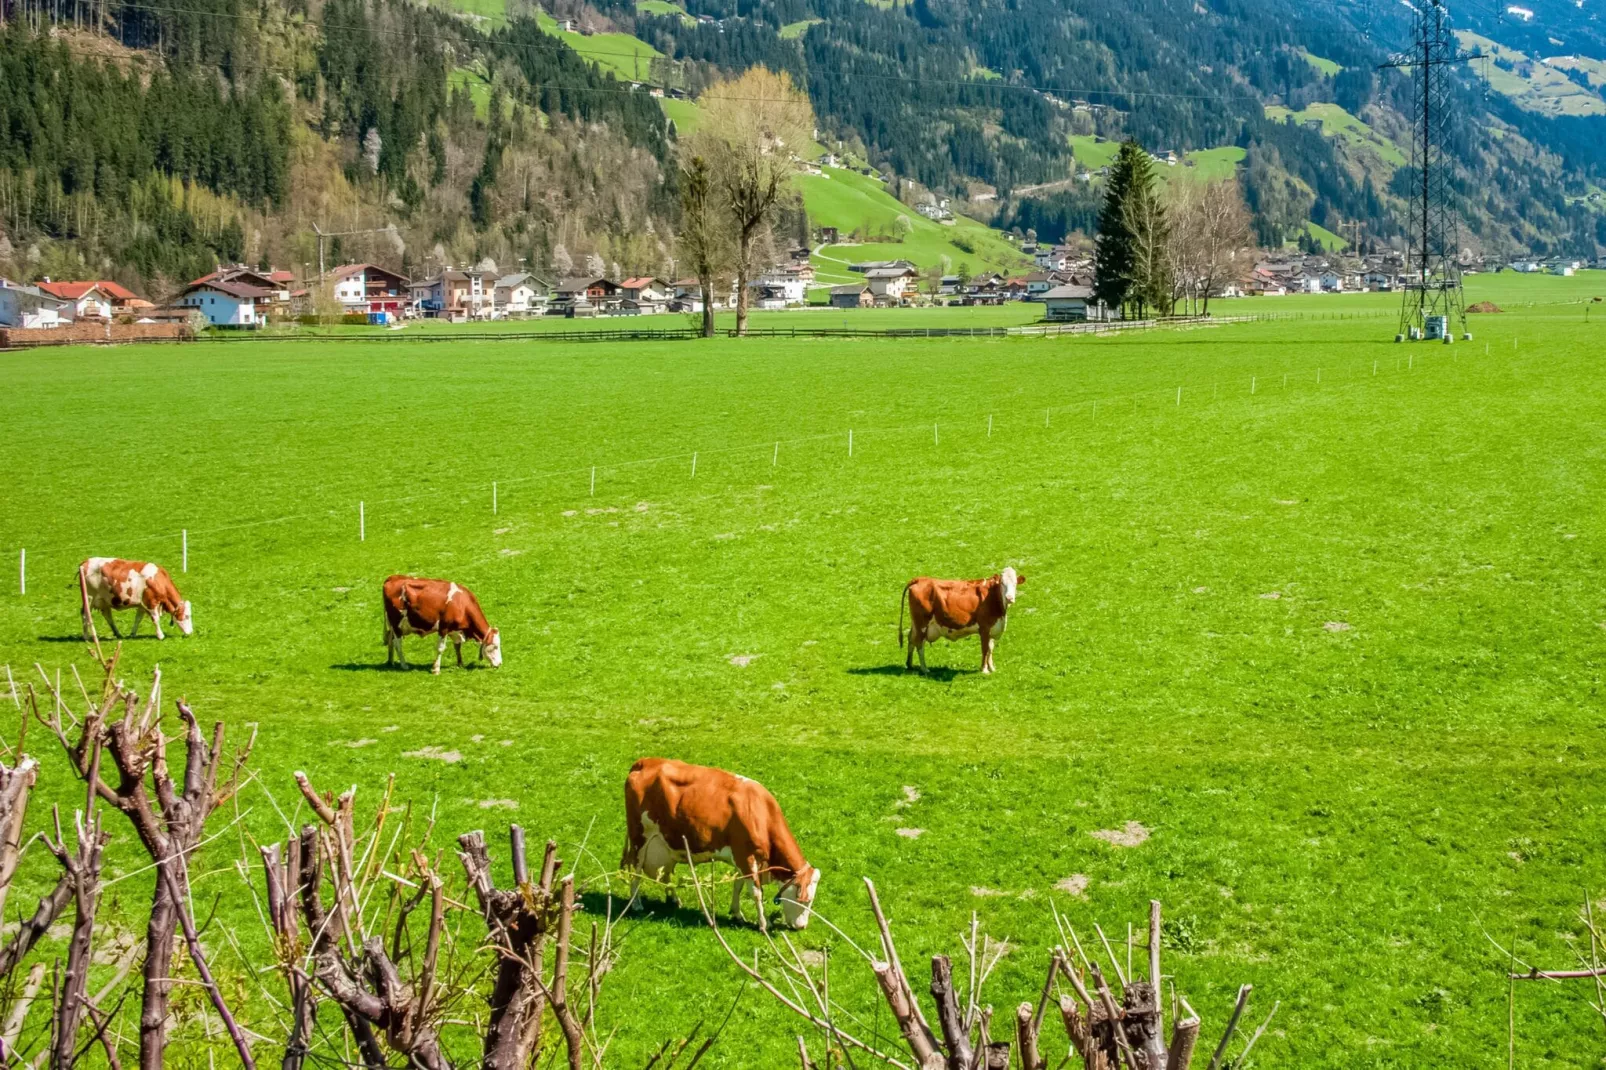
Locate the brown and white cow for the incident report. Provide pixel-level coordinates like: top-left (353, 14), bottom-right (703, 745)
top-left (79, 558), bottom-right (193, 641)
top-left (899, 566), bottom-right (1023, 674)
top-left (622, 757), bottom-right (819, 932)
top-left (382, 575), bottom-right (502, 674)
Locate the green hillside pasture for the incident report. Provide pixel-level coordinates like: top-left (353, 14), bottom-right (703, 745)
top-left (1301, 219), bottom-right (1347, 252)
top-left (1168, 146), bottom-right (1247, 184)
top-left (1069, 133), bottom-right (1122, 171)
top-left (1301, 49), bottom-right (1342, 76)
top-left (799, 165), bottom-right (1031, 277)
top-left (537, 10), bottom-right (663, 82)
top-left (658, 95), bottom-right (701, 133)
top-left (440, 0), bottom-right (506, 25)
top-left (1458, 31), bottom-right (1606, 117)
top-left (778, 16), bottom-right (821, 37)
top-left (637, 0), bottom-right (694, 20)
top-left (3, 275), bottom-right (1605, 1066)
top-left (1546, 54), bottom-right (1606, 90)
top-left (1265, 101), bottom-right (1407, 168)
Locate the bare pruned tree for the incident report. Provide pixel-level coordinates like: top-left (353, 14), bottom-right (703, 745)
top-left (689, 864), bottom-right (1276, 1070)
top-left (32, 650), bottom-right (257, 1070)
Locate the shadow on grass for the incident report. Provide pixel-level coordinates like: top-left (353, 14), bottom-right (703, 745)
top-left (578, 889), bottom-right (740, 931)
top-left (36, 634), bottom-right (100, 644)
top-left (847, 664), bottom-right (970, 682)
top-left (328, 662), bottom-right (492, 672)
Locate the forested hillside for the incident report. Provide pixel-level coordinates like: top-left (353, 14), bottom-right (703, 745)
top-left (0, 0), bottom-right (678, 294)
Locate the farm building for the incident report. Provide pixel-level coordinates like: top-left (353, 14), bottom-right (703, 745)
top-left (829, 284), bottom-right (873, 308)
top-left (1041, 283), bottom-right (1103, 322)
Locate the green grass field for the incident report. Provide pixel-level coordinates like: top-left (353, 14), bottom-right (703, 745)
top-left (799, 165), bottom-right (1031, 280)
top-left (3, 273), bottom-right (1606, 1066)
top-left (1265, 102), bottom-right (1407, 169)
top-left (536, 9), bottom-right (663, 82)
top-left (1457, 31), bottom-right (1606, 117)
top-left (1301, 49), bottom-right (1342, 76)
top-left (778, 16), bottom-right (821, 38)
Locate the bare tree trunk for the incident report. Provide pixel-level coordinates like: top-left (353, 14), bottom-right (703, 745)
top-left (700, 280), bottom-right (715, 338)
top-left (49, 809), bottom-right (107, 1070)
top-left (0, 758), bottom-right (38, 924)
top-left (929, 956), bottom-right (971, 1070)
top-left (735, 228), bottom-right (752, 338)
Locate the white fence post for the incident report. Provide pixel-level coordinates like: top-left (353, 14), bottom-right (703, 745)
top-left (590, 467), bottom-right (596, 496)
top-left (1251, 376), bottom-right (1256, 394)
top-left (691, 452), bottom-right (697, 477)
top-left (933, 423), bottom-right (939, 446)
top-left (359, 502), bottom-right (365, 542)
top-left (17, 550), bottom-right (23, 595)
top-left (848, 430), bottom-right (853, 457)
top-left (987, 414), bottom-right (993, 438)
top-left (772, 442), bottom-right (778, 467)
top-left (493, 481), bottom-right (498, 515)
top-left (1176, 386), bottom-right (1181, 406)
top-left (182, 529), bottom-right (188, 573)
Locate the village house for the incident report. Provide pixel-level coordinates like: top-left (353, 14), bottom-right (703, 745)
top-left (175, 277), bottom-right (273, 326)
top-left (829, 284), bottom-right (873, 309)
top-left (620, 277), bottom-right (671, 312)
top-left (36, 281), bottom-right (120, 321)
top-left (493, 273), bottom-right (549, 317)
top-left (749, 265), bottom-right (811, 307)
top-left (190, 268), bottom-right (293, 318)
top-left (552, 277), bottom-right (620, 314)
top-left (0, 282), bottom-right (68, 328)
top-left (864, 265), bottom-right (918, 304)
top-left (331, 264), bottom-right (410, 321)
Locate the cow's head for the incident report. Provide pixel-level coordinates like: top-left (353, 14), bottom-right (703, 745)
top-left (999, 567), bottom-right (1023, 606)
top-left (174, 600), bottom-right (194, 637)
top-left (482, 628), bottom-right (503, 668)
top-left (776, 864), bottom-right (820, 929)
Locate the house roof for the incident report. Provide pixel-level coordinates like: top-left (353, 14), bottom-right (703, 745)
top-left (555, 277), bottom-right (613, 293)
top-left (0, 283), bottom-right (67, 308)
top-left (96, 280), bottom-right (138, 300)
top-left (495, 273), bottom-right (545, 288)
top-left (621, 277), bottom-right (662, 289)
top-left (1042, 284), bottom-right (1093, 300)
top-left (185, 279), bottom-right (274, 300)
top-left (865, 267), bottom-right (916, 279)
top-left (37, 281), bottom-right (110, 301)
top-left (830, 284), bottom-right (871, 295)
top-left (331, 264), bottom-right (409, 285)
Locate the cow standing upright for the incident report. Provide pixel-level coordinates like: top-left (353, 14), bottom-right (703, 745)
top-left (622, 757), bottom-right (820, 932)
top-left (381, 575), bottom-right (502, 674)
top-left (899, 566), bottom-right (1024, 674)
top-left (78, 558), bottom-right (193, 641)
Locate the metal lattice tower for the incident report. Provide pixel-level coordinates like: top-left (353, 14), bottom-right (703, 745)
top-left (1381, 0), bottom-right (1474, 342)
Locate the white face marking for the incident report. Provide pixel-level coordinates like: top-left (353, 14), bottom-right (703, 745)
top-left (779, 868), bottom-right (820, 929)
top-left (483, 628), bottom-right (502, 668)
top-left (176, 600), bottom-right (194, 636)
top-left (446, 583), bottom-right (459, 603)
top-left (1000, 567), bottom-right (1019, 606)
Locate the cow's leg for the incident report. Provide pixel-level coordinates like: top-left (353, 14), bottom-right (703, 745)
top-left (749, 861), bottom-right (769, 934)
top-left (395, 633), bottom-right (409, 670)
top-left (664, 861), bottom-right (680, 908)
top-left (150, 607), bottom-right (165, 641)
top-left (917, 635), bottom-right (928, 673)
top-left (98, 606), bottom-right (121, 639)
top-left (454, 634), bottom-right (465, 668)
top-left (729, 876), bottom-right (747, 921)
top-left (128, 609), bottom-right (141, 638)
top-left (980, 631), bottom-right (993, 675)
top-left (905, 628), bottom-right (916, 670)
top-left (432, 633), bottom-right (447, 675)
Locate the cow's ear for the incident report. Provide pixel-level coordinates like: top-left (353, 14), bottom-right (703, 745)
top-left (1016, 573), bottom-right (1026, 585)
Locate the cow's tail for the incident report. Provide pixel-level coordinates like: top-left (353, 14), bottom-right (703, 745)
top-left (897, 583), bottom-right (910, 648)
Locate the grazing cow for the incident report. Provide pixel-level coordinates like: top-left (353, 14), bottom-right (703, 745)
top-left (381, 575), bottom-right (502, 674)
top-left (899, 566), bottom-right (1024, 674)
top-left (622, 757), bottom-right (819, 932)
top-left (78, 558), bottom-right (192, 641)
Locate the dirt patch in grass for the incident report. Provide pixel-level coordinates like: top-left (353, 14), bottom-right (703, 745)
top-left (1467, 301), bottom-right (1503, 313)
top-left (1055, 874), bottom-right (1091, 897)
top-left (1090, 822), bottom-right (1150, 847)
top-left (728, 653), bottom-right (760, 667)
top-left (403, 745), bottom-right (463, 763)
top-left (1324, 621), bottom-right (1352, 632)
top-left (895, 827), bottom-right (924, 839)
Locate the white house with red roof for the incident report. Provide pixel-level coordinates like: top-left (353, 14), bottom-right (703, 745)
top-left (35, 281), bottom-right (118, 321)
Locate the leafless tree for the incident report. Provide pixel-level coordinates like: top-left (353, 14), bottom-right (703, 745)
top-left (694, 67), bottom-right (815, 337)
top-left (32, 650), bottom-right (257, 1070)
top-left (1167, 179), bottom-right (1252, 316)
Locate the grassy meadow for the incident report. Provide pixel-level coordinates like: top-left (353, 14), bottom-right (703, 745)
top-left (1, 273), bottom-right (1605, 1065)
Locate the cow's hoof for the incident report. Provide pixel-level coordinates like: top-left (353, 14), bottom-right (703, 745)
top-left (430, 667), bottom-right (441, 676)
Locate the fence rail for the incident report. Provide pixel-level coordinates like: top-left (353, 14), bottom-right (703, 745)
top-left (0, 310), bottom-right (1392, 350)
